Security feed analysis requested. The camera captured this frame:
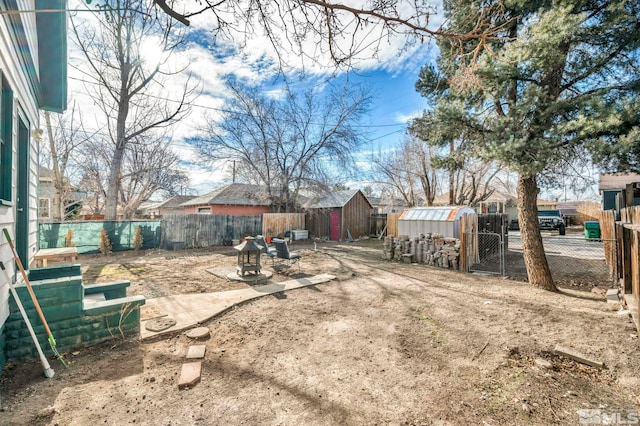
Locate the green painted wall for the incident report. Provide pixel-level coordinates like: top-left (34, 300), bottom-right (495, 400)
top-left (0, 325), bottom-right (5, 373)
top-left (3, 265), bottom-right (144, 364)
top-left (39, 221), bottom-right (161, 254)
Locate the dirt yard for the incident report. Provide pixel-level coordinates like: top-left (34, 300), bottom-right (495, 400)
top-left (1, 240), bottom-right (639, 425)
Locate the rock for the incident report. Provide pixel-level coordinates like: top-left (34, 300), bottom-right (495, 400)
top-left (186, 345), bottom-right (206, 359)
top-left (178, 362), bottom-right (202, 389)
top-left (591, 286), bottom-right (607, 296)
top-left (145, 317), bottom-right (177, 332)
top-left (185, 327), bottom-right (210, 340)
top-left (534, 358), bottom-right (553, 369)
top-left (37, 406), bottom-right (58, 418)
top-left (606, 288), bottom-right (620, 303)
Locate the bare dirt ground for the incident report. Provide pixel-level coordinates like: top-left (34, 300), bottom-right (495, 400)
top-left (1, 240), bottom-right (639, 425)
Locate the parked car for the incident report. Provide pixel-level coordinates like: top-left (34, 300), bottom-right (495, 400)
top-left (538, 210), bottom-right (566, 235)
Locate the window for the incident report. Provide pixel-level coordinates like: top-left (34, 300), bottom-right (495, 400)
top-left (197, 206), bottom-right (211, 214)
top-left (39, 198), bottom-right (50, 220)
top-left (0, 75), bottom-right (13, 202)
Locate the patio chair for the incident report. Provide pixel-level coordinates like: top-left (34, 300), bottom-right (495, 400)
top-left (255, 235), bottom-right (277, 263)
top-left (272, 238), bottom-right (301, 267)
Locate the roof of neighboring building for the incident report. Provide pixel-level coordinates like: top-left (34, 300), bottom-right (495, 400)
top-left (478, 191), bottom-right (518, 206)
top-left (599, 172), bottom-right (640, 191)
top-left (154, 195), bottom-right (197, 209)
top-left (304, 189), bottom-right (372, 209)
top-left (39, 166), bottom-right (54, 181)
top-left (368, 196), bottom-right (409, 207)
top-left (399, 206), bottom-right (475, 222)
top-left (180, 183), bottom-right (271, 207)
top-left (557, 201), bottom-right (579, 216)
top-left (431, 190), bottom-right (557, 207)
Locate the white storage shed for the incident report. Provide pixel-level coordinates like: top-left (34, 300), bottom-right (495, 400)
top-left (398, 206), bottom-right (476, 239)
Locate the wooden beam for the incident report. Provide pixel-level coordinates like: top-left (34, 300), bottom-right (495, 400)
top-left (554, 344), bottom-right (604, 369)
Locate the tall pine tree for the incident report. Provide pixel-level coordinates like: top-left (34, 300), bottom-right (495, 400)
top-left (416, 0), bottom-right (640, 290)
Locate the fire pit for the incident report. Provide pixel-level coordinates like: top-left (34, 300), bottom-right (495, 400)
top-left (234, 237), bottom-right (263, 276)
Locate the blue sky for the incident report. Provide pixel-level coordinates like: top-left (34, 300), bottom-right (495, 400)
top-left (66, 0), bottom-right (440, 195)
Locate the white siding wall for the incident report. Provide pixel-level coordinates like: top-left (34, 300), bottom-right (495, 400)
top-left (17, 0), bottom-right (38, 73)
top-left (0, 6), bottom-right (42, 325)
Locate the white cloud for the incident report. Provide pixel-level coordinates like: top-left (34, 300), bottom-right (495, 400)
top-left (66, 0), bottom-right (442, 197)
top-left (394, 109), bottom-right (423, 124)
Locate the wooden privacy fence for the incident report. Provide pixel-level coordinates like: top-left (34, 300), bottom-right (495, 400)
top-left (599, 210), bottom-right (618, 277)
top-left (386, 213), bottom-right (400, 237)
top-left (459, 213), bottom-right (479, 272)
top-left (262, 213), bottom-right (305, 238)
top-left (369, 213), bottom-right (402, 238)
top-left (603, 206), bottom-right (640, 332)
top-left (161, 214), bottom-right (262, 248)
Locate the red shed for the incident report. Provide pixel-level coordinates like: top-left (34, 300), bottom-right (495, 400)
top-left (305, 190), bottom-right (373, 241)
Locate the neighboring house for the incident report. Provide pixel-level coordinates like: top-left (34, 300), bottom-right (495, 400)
top-left (0, 1), bottom-right (67, 365)
top-left (599, 173), bottom-right (640, 211)
top-left (475, 191), bottom-right (557, 220)
top-left (304, 189), bottom-right (373, 241)
top-left (38, 166), bottom-right (84, 222)
top-left (38, 166), bottom-right (55, 221)
top-left (180, 183), bottom-right (272, 215)
top-left (476, 191), bottom-right (517, 217)
top-left (146, 195), bottom-right (196, 218)
top-left (368, 195), bottom-right (410, 214)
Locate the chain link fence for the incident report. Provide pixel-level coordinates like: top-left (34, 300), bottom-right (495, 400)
top-left (506, 233), bottom-right (616, 286)
top-left (466, 231), bottom-right (504, 275)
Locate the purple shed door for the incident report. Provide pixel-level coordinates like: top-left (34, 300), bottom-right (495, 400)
top-left (330, 210), bottom-right (341, 241)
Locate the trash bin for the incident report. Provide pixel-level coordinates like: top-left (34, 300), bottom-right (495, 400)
top-left (584, 221), bottom-right (600, 239)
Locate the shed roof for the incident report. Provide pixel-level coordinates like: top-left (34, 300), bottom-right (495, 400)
top-left (304, 189), bottom-right (371, 209)
top-left (599, 173), bottom-right (640, 191)
top-left (155, 195), bottom-right (196, 209)
top-left (181, 183), bottom-right (271, 207)
top-left (399, 206), bottom-right (475, 222)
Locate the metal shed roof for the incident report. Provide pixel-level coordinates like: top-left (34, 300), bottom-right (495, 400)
top-left (399, 206), bottom-right (474, 222)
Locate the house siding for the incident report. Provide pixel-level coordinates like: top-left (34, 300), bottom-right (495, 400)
top-left (306, 190), bottom-right (372, 240)
top-left (306, 209), bottom-right (332, 239)
top-left (340, 191), bottom-right (372, 240)
top-left (0, 5), bottom-right (41, 327)
top-left (0, 0), bottom-right (65, 372)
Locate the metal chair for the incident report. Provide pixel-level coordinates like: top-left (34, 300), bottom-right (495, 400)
top-left (272, 238), bottom-right (301, 267)
top-left (256, 235), bottom-right (277, 264)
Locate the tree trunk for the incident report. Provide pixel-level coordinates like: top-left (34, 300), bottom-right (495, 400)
top-left (448, 140), bottom-right (454, 205)
top-left (517, 174), bottom-right (557, 291)
top-left (104, 145), bottom-right (125, 220)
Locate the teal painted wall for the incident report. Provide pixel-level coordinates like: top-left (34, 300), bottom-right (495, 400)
top-left (39, 221), bottom-right (161, 254)
top-left (3, 265), bottom-right (144, 364)
top-left (0, 325), bottom-right (5, 373)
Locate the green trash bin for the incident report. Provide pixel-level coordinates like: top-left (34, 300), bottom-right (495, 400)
top-left (584, 221), bottom-right (600, 239)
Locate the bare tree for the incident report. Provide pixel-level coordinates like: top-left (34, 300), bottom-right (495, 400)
top-left (450, 160), bottom-right (499, 206)
top-left (71, 0), bottom-right (196, 220)
top-left (76, 148), bottom-right (109, 216)
top-left (195, 80), bottom-right (371, 211)
top-left (143, 0), bottom-right (515, 69)
top-left (118, 135), bottom-right (189, 218)
top-left (371, 134), bottom-right (439, 207)
top-left (40, 103), bottom-right (93, 221)
top-left (76, 132), bottom-right (188, 218)
top-left (372, 133), bottom-right (503, 208)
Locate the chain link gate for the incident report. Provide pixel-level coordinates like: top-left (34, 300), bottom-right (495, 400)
top-left (466, 231), bottom-right (505, 275)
